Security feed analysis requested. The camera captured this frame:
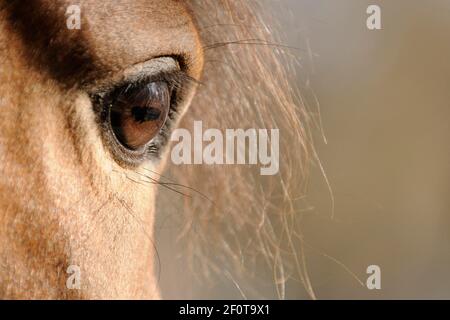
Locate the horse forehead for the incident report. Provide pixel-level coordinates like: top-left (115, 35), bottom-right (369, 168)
top-left (81, 0), bottom-right (199, 65)
top-left (6, 0), bottom-right (201, 83)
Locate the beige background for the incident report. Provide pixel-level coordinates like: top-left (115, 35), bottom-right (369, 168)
top-left (157, 0), bottom-right (450, 299)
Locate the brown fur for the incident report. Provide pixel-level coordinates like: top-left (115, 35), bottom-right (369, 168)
top-left (0, 0), bottom-right (203, 299)
top-left (0, 0), bottom-right (312, 299)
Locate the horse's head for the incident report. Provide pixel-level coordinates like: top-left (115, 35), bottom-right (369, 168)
top-left (0, 0), bottom-right (203, 299)
top-left (1, 0), bottom-right (312, 300)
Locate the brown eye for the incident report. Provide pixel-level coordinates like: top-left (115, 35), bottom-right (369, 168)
top-left (109, 81), bottom-right (170, 150)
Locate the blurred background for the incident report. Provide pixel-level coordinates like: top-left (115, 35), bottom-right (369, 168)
top-left (157, 0), bottom-right (450, 299)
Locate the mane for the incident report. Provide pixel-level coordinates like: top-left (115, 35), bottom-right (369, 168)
top-left (157, 0), bottom-right (317, 299)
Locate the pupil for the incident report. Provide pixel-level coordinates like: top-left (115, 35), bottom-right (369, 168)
top-left (131, 106), bottom-right (161, 123)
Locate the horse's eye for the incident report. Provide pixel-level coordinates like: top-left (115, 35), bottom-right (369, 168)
top-left (109, 81), bottom-right (170, 150)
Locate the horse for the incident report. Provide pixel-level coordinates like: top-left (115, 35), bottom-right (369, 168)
top-left (0, 0), bottom-right (312, 299)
